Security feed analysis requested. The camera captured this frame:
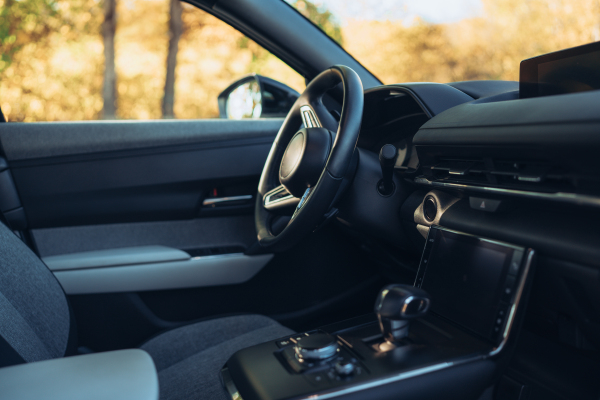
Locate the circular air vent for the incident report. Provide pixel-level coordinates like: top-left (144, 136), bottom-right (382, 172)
top-left (423, 195), bottom-right (437, 222)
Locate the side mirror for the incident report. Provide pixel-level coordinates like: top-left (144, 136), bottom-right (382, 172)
top-left (218, 74), bottom-right (300, 119)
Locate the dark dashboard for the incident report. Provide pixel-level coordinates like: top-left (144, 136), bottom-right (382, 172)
top-left (345, 76), bottom-right (600, 400)
top-left (355, 81), bottom-right (522, 172)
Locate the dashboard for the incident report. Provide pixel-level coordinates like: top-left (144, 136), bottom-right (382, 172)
top-left (341, 78), bottom-right (600, 400)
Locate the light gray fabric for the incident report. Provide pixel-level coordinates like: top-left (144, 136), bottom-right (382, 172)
top-left (43, 246), bottom-right (191, 272)
top-left (0, 223), bottom-right (70, 361)
top-left (33, 216), bottom-right (256, 257)
top-left (141, 315), bottom-right (294, 400)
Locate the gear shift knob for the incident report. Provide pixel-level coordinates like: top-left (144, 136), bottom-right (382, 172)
top-left (374, 284), bottom-right (431, 343)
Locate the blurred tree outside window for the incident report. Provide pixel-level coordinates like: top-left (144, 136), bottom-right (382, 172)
top-left (102, 0), bottom-right (116, 119)
top-left (286, 0), bottom-right (600, 84)
top-left (0, 0), bottom-right (305, 122)
top-left (6, 0), bottom-right (599, 122)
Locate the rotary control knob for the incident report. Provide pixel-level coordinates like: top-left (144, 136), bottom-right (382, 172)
top-left (334, 360), bottom-right (355, 376)
top-left (294, 333), bottom-right (339, 361)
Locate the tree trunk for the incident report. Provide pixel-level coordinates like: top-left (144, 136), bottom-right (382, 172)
top-left (162, 0), bottom-right (183, 119)
top-left (102, 0), bottom-right (117, 119)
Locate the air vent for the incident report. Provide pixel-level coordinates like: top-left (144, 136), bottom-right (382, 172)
top-left (421, 157), bottom-right (600, 197)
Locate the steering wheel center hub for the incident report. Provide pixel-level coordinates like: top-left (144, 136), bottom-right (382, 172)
top-left (279, 127), bottom-right (333, 197)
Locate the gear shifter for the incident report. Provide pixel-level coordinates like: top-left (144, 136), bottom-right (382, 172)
top-left (374, 284), bottom-right (431, 344)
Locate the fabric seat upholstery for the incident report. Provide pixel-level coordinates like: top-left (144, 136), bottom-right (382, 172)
top-left (0, 220), bottom-right (295, 399)
top-left (141, 315), bottom-right (294, 400)
top-left (0, 223), bottom-right (71, 365)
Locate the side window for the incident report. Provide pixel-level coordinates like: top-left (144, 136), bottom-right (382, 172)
top-left (0, 0), bottom-right (305, 122)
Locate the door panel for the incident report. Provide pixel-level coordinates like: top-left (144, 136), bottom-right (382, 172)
top-left (31, 215), bottom-right (256, 257)
top-left (0, 117), bottom-right (284, 316)
top-left (1, 116), bottom-right (284, 161)
top-left (1, 119), bottom-right (282, 228)
top-left (50, 251), bottom-right (273, 294)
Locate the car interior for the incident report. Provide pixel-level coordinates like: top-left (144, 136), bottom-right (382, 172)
top-left (0, 0), bottom-right (599, 399)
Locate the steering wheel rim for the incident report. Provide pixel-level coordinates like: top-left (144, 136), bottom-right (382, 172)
top-left (255, 65), bottom-right (364, 251)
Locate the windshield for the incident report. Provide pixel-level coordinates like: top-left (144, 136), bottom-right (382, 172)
top-left (285, 0), bottom-right (600, 84)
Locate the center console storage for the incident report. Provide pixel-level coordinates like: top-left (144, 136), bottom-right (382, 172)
top-left (0, 349), bottom-right (158, 400)
top-left (221, 226), bottom-right (535, 400)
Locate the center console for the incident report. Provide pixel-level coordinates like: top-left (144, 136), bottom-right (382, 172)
top-left (0, 349), bottom-right (158, 400)
top-left (221, 226), bottom-right (535, 400)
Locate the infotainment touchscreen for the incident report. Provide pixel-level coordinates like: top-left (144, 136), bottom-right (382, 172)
top-left (520, 40), bottom-right (600, 98)
top-left (415, 226), bottom-right (530, 343)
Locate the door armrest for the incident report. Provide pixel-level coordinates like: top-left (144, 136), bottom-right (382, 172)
top-left (43, 245), bottom-right (190, 271)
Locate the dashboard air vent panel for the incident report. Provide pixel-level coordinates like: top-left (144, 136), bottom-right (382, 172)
top-left (422, 156), bottom-right (600, 197)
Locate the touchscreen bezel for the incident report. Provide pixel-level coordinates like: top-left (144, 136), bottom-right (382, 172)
top-left (520, 40), bottom-right (600, 99)
top-left (414, 226), bottom-right (534, 350)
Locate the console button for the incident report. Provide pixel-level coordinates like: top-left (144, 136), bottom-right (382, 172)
top-left (291, 335), bottom-right (305, 343)
top-left (328, 364), bottom-right (363, 381)
top-left (415, 274), bottom-right (424, 287)
top-left (469, 197), bottom-right (503, 213)
top-left (508, 250), bottom-right (523, 276)
top-left (289, 332), bottom-right (311, 344)
top-left (276, 338), bottom-right (292, 348)
top-left (502, 275), bottom-right (517, 303)
top-left (493, 303), bottom-right (511, 335)
top-left (281, 346), bottom-right (307, 373)
top-left (334, 360), bottom-right (355, 377)
top-left (502, 275), bottom-right (517, 302)
top-left (278, 332), bottom-right (311, 348)
top-left (493, 324), bottom-right (502, 334)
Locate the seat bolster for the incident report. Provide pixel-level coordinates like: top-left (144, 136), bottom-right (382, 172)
top-left (0, 222), bottom-right (70, 364)
top-left (140, 314), bottom-right (293, 372)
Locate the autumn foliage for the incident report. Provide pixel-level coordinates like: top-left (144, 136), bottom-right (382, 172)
top-left (1, 0), bottom-right (599, 122)
top-left (343, 0), bottom-right (600, 84)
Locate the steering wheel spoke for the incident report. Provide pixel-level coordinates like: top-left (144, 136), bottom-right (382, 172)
top-left (291, 187), bottom-right (313, 220)
top-left (263, 185), bottom-right (299, 213)
top-left (300, 105), bottom-right (322, 128)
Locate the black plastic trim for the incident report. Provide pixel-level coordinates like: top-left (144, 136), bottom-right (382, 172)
top-left (0, 119), bottom-right (283, 163)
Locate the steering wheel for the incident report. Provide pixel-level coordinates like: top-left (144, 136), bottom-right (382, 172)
top-left (255, 65), bottom-right (364, 251)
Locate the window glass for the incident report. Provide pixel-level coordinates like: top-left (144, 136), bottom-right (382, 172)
top-left (0, 0), bottom-right (304, 122)
top-left (285, 0), bottom-right (600, 84)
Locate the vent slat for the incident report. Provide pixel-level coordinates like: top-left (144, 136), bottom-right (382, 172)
top-left (424, 156), bottom-right (600, 196)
